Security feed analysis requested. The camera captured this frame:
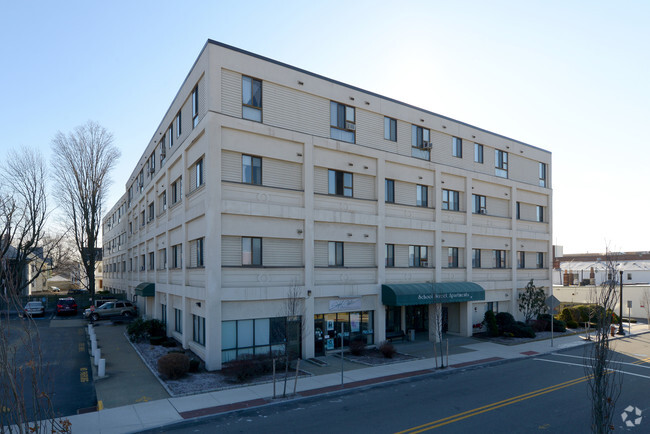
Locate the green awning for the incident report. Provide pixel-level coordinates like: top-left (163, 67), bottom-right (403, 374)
top-left (134, 282), bottom-right (155, 297)
top-left (382, 282), bottom-right (485, 306)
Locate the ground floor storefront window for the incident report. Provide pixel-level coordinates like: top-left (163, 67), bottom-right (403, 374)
top-left (221, 316), bottom-right (301, 363)
top-left (314, 311), bottom-right (374, 356)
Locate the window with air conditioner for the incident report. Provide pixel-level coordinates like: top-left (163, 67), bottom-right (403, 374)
top-left (472, 194), bottom-right (487, 214)
top-left (330, 101), bottom-right (355, 143)
top-left (411, 125), bottom-right (430, 160)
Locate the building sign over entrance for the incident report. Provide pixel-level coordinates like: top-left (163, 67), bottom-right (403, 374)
top-left (382, 282), bottom-right (485, 306)
top-left (329, 298), bottom-right (362, 312)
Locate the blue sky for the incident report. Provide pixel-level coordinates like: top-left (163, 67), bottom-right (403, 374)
top-left (1, 1), bottom-right (649, 253)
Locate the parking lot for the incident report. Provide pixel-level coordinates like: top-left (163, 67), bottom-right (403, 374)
top-left (4, 310), bottom-right (97, 420)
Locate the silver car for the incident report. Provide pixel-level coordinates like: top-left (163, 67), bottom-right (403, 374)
top-left (24, 301), bottom-right (45, 317)
top-left (84, 301), bottom-right (137, 321)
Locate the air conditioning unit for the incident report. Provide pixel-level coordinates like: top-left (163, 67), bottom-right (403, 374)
top-left (479, 208), bottom-right (487, 215)
top-left (345, 121), bottom-right (356, 131)
top-left (420, 141), bottom-right (432, 150)
top-left (148, 167), bottom-right (155, 174)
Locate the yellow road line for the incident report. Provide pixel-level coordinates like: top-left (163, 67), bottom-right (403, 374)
top-left (396, 375), bottom-right (591, 434)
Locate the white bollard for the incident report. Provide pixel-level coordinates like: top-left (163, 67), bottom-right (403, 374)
top-left (98, 359), bottom-right (106, 377)
top-left (88, 324), bottom-right (93, 335)
top-left (91, 340), bottom-right (97, 354)
top-left (94, 348), bottom-right (101, 366)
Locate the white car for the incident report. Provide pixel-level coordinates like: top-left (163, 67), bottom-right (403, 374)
top-left (24, 301), bottom-right (45, 317)
top-left (51, 286), bottom-right (60, 292)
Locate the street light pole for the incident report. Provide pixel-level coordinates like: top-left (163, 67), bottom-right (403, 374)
top-left (617, 269), bottom-right (625, 335)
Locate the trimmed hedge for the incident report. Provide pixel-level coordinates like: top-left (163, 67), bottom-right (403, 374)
top-left (484, 310), bottom-right (499, 337)
top-left (157, 353), bottom-right (190, 379)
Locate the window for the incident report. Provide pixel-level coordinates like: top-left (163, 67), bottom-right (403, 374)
top-left (161, 304), bottom-right (167, 326)
top-left (221, 316), bottom-right (300, 362)
top-left (328, 241), bottom-right (344, 267)
top-left (472, 194), bottom-right (487, 214)
top-left (536, 206), bottom-right (544, 222)
top-left (129, 258), bottom-right (132, 272)
top-left (385, 179), bottom-right (395, 203)
top-left (516, 201), bottom-right (521, 220)
top-left (385, 244), bottom-right (395, 267)
top-left (242, 237), bottom-right (262, 266)
top-left (175, 111), bottom-right (181, 138)
top-left (242, 76), bottom-right (262, 122)
top-left (190, 238), bottom-right (204, 267)
top-left (330, 101), bottom-right (355, 143)
top-left (416, 185), bottom-right (428, 207)
top-left (160, 141), bottom-right (166, 165)
top-left (159, 248), bottom-right (167, 270)
top-left (627, 273), bottom-right (632, 281)
top-left (442, 189), bottom-right (460, 211)
top-left (242, 155), bottom-right (262, 185)
top-left (192, 85), bottom-right (199, 128)
top-left (160, 191), bottom-right (167, 211)
top-left (138, 170), bottom-right (144, 192)
top-left (472, 249), bottom-right (481, 268)
top-left (328, 170), bottom-right (353, 197)
top-left (494, 250), bottom-right (506, 268)
top-left (518, 251), bottom-right (525, 269)
top-left (148, 202), bottom-right (154, 222)
top-left (539, 163), bottom-right (547, 187)
top-left (191, 158), bottom-right (204, 191)
top-left (140, 254), bottom-right (145, 271)
top-left (174, 308), bottom-right (182, 333)
top-left (148, 153), bottom-right (155, 176)
top-left (452, 137), bottom-right (462, 158)
top-left (384, 117), bottom-right (397, 141)
top-left (149, 252), bottom-right (155, 270)
top-left (172, 244), bottom-right (182, 269)
top-left (447, 247), bottom-right (459, 268)
top-left (140, 210), bottom-right (145, 227)
top-left (475, 143), bottom-right (484, 163)
top-left (193, 315), bottom-right (206, 346)
top-left (411, 125), bottom-right (430, 160)
top-left (495, 149), bottom-right (508, 178)
top-left (172, 177), bottom-right (183, 204)
top-left (409, 246), bottom-right (428, 267)
top-left (536, 252), bottom-right (544, 269)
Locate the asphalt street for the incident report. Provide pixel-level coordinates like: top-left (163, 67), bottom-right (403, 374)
top-left (152, 334), bottom-right (650, 434)
top-left (4, 312), bottom-right (96, 421)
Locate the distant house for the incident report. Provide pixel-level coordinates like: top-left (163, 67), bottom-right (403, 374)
top-left (553, 250), bottom-right (650, 286)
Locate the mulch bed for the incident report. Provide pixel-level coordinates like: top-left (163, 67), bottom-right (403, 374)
top-left (333, 348), bottom-right (419, 366)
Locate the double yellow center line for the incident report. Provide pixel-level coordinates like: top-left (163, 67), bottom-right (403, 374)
top-left (397, 355), bottom-right (650, 433)
top-left (396, 375), bottom-right (592, 433)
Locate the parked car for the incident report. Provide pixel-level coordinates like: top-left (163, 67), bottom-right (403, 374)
top-left (24, 301), bottom-right (45, 317)
top-left (51, 286), bottom-right (61, 292)
top-left (67, 289), bottom-right (88, 295)
top-left (83, 301), bottom-right (137, 321)
top-left (56, 297), bottom-right (78, 315)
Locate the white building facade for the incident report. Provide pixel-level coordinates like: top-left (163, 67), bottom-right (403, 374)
top-left (102, 40), bottom-right (553, 370)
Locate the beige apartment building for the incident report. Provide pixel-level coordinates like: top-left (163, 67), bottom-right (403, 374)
top-left (102, 40), bottom-right (552, 370)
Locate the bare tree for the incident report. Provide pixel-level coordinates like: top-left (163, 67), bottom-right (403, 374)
top-left (0, 148), bottom-right (70, 432)
top-left (641, 289), bottom-right (650, 330)
top-left (277, 285), bottom-right (305, 397)
top-left (584, 251), bottom-right (622, 434)
top-left (432, 303), bottom-right (445, 368)
top-left (51, 121), bottom-right (120, 298)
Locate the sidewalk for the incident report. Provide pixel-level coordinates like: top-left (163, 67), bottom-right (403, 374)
top-left (70, 323), bottom-right (650, 434)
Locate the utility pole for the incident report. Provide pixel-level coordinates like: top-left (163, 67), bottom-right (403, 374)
top-left (617, 270), bottom-right (625, 335)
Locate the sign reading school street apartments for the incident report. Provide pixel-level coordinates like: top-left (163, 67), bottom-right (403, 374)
top-left (382, 282), bottom-right (485, 306)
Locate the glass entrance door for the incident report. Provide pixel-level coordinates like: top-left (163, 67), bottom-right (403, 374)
top-left (405, 305), bottom-right (429, 332)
